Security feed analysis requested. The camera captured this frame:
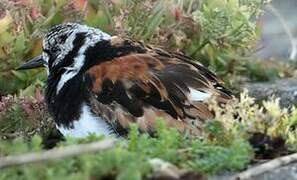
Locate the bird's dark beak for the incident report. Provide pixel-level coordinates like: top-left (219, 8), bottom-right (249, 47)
top-left (16, 55), bottom-right (45, 70)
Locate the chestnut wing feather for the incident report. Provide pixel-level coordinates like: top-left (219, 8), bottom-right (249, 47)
top-left (84, 37), bottom-right (231, 136)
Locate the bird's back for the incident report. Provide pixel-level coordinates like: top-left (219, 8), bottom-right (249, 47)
top-left (83, 36), bottom-right (232, 137)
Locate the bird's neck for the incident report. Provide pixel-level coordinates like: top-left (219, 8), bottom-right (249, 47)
top-left (45, 73), bottom-right (89, 128)
top-left (45, 73), bottom-right (115, 138)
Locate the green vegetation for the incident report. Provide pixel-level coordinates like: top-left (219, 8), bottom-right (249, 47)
top-left (0, 0), bottom-right (292, 94)
top-left (1, 0), bottom-right (297, 179)
top-left (2, 93), bottom-right (297, 179)
top-left (0, 121), bottom-right (252, 179)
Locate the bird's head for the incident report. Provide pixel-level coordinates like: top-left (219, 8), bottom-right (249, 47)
top-left (17, 23), bottom-right (111, 74)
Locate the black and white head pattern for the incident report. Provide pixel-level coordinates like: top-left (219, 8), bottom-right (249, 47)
top-left (42, 23), bottom-right (111, 93)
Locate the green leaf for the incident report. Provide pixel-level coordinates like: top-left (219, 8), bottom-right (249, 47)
top-left (14, 32), bottom-right (27, 55)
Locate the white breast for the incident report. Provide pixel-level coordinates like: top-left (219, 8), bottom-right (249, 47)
top-left (57, 104), bottom-right (115, 138)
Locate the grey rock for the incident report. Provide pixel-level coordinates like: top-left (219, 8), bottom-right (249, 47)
top-left (251, 162), bottom-right (297, 180)
top-left (243, 78), bottom-right (297, 108)
top-left (211, 162), bottom-right (297, 180)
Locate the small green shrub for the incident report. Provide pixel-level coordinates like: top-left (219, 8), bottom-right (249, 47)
top-left (0, 119), bottom-right (253, 179)
top-left (0, 90), bottom-right (50, 139)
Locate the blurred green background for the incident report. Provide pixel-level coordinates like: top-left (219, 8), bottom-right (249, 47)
top-left (1, 0), bottom-right (290, 97)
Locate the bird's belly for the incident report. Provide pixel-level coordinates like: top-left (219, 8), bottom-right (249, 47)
top-left (57, 104), bottom-right (115, 138)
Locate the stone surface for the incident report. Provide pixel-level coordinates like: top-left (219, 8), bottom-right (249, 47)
top-left (243, 78), bottom-right (297, 108)
top-left (211, 162), bottom-right (297, 180)
top-left (253, 163), bottom-right (297, 180)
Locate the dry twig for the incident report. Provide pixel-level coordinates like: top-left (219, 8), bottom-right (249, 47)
top-left (0, 139), bottom-right (114, 169)
top-left (233, 152), bottom-right (297, 179)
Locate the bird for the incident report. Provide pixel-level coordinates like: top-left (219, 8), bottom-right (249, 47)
top-left (17, 23), bottom-right (232, 138)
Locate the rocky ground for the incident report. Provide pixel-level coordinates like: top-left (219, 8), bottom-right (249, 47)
top-left (253, 164), bottom-right (297, 180)
top-left (244, 78), bottom-right (297, 108)
top-left (212, 163), bottom-right (297, 180)
top-left (235, 0), bottom-right (297, 179)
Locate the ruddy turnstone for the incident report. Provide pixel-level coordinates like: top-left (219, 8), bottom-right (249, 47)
top-left (18, 23), bottom-right (231, 138)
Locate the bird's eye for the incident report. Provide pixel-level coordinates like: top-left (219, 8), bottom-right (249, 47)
top-left (43, 48), bottom-right (50, 54)
top-left (59, 34), bottom-right (67, 43)
top-left (51, 46), bottom-right (59, 53)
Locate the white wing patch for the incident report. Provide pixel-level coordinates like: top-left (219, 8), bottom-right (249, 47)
top-left (57, 104), bottom-right (114, 138)
top-left (188, 88), bottom-right (211, 101)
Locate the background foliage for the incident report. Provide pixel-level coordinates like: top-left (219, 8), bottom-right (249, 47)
top-left (0, 0), bottom-right (291, 95)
